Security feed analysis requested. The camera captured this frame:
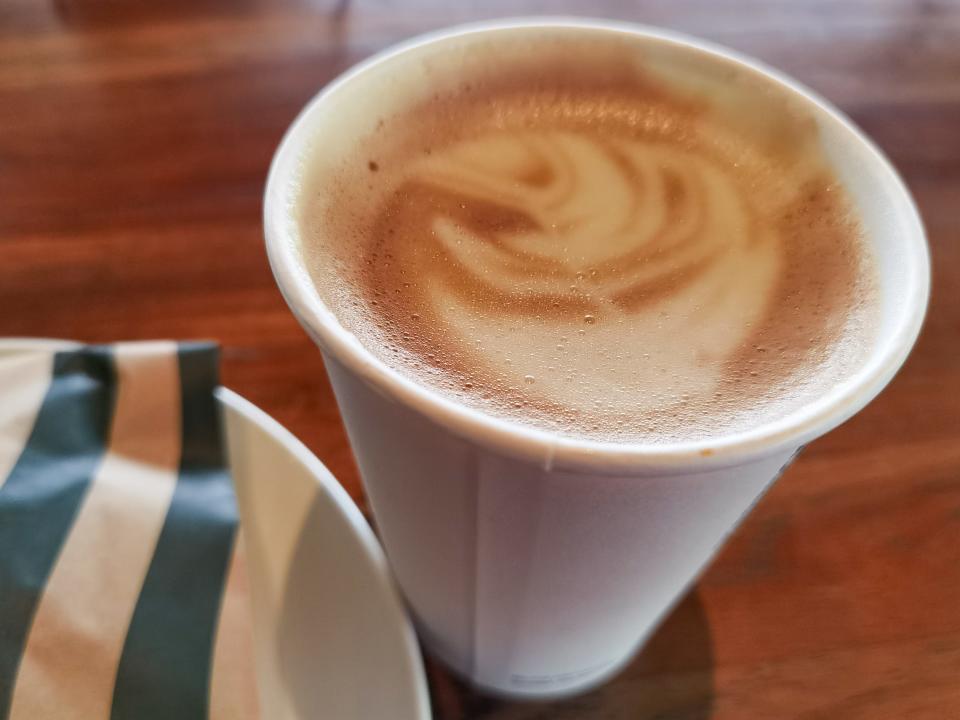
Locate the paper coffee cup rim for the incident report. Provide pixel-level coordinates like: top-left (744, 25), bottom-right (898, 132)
top-left (264, 17), bottom-right (930, 474)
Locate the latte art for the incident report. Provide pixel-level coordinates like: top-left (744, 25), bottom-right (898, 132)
top-left (299, 42), bottom-right (877, 443)
top-left (398, 129), bottom-right (783, 415)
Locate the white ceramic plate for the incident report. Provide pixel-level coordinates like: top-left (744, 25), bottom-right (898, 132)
top-left (0, 339), bottom-right (430, 720)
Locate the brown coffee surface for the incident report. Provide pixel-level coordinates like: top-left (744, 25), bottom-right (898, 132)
top-left (297, 36), bottom-right (877, 444)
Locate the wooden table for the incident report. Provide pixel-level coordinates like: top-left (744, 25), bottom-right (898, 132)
top-left (2, 1), bottom-right (958, 717)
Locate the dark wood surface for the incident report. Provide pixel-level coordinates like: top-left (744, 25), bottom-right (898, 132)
top-left (2, 1), bottom-right (958, 717)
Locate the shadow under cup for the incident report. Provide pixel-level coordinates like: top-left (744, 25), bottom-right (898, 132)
top-left (264, 20), bottom-right (929, 698)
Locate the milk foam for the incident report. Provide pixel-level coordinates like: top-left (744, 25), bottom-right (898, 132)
top-left (298, 38), bottom-right (877, 443)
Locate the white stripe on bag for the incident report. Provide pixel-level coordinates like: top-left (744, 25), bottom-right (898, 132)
top-left (7, 342), bottom-right (181, 720)
top-left (209, 535), bottom-right (260, 720)
top-left (0, 350), bottom-right (55, 489)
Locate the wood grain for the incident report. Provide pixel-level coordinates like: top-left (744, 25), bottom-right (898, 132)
top-left (1, 1), bottom-right (958, 718)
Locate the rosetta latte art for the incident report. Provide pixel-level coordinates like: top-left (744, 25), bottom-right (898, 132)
top-left (386, 129), bottom-right (783, 416)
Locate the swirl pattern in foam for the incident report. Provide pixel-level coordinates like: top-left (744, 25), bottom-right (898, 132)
top-left (409, 128), bottom-right (781, 414)
top-left (298, 43), bottom-right (877, 444)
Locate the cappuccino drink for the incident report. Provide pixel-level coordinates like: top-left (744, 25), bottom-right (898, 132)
top-left (298, 33), bottom-right (876, 444)
top-left (267, 22), bottom-right (926, 697)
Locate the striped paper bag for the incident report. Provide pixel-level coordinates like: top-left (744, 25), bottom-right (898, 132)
top-left (0, 343), bottom-right (258, 720)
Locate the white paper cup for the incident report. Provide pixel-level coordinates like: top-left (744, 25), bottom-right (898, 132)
top-left (264, 19), bottom-right (929, 698)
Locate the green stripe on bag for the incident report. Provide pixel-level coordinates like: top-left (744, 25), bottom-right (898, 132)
top-left (111, 344), bottom-right (238, 720)
top-left (0, 349), bottom-right (117, 718)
